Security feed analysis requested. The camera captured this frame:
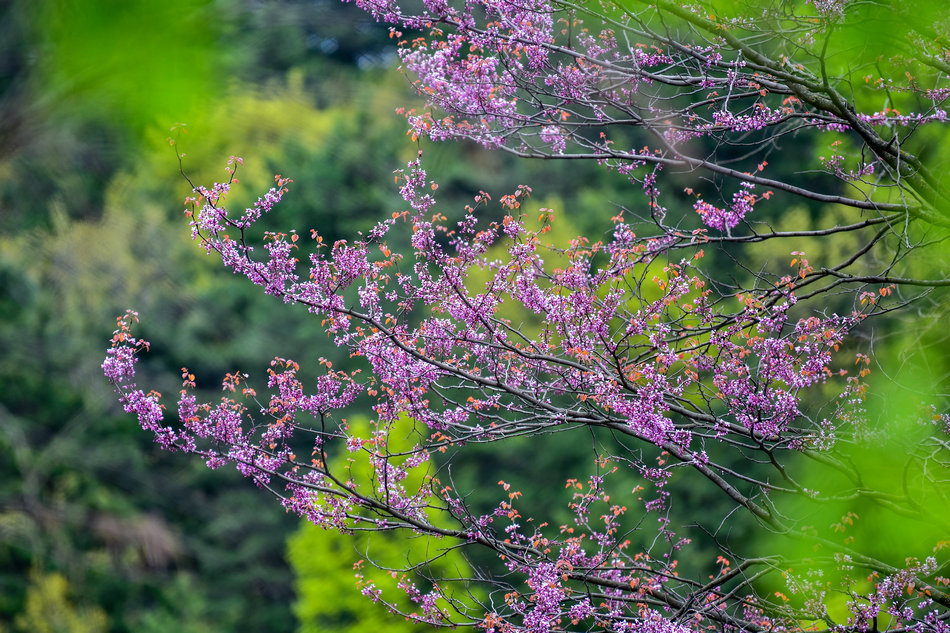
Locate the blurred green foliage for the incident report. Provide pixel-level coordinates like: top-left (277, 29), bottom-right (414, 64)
top-left (0, 1), bottom-right (636, 628)
top-left (0, 1), bottom-right (398, 629)
top-left (288, 417), bottom-right (474, 633)
top-left (2, 0), bottom-right (948, 631)
top-left (33, 0), bottom-right (222, 131)
top-left (11, 570), bottom-right (108, 633)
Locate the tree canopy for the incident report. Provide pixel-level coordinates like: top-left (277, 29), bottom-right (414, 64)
top-left (103, 1), bottom-right (949, 632)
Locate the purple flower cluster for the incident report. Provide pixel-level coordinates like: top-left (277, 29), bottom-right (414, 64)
top-left (102, 144), bottom-right (935, 632)
top-left (692, 182), bottom-right (762, 232)
top-left (104, 0), bottom-right (950, 627)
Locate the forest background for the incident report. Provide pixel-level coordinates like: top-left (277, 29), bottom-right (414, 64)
top-left (1, 0), bottom-right (946, 632)
top-left (0, 1), bottom-right (639, 630)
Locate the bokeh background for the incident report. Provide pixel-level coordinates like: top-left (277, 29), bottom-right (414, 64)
top-left (2, 1), bottom-right (948, 632)
top-left (0, 2), bottom-right (644, 630)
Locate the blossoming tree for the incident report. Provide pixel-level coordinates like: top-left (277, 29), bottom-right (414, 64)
top-left (105, 0), bottom-right (950, 631)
